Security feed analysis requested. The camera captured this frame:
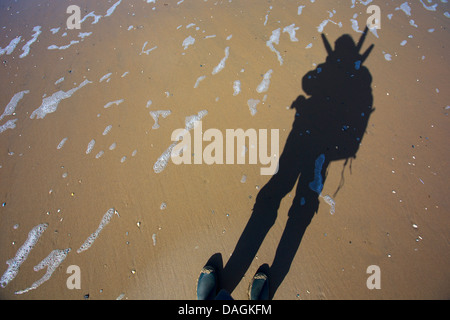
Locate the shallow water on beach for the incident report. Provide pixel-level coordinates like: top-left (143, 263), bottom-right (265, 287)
top-left (0, 0), bottom-right (449, 300)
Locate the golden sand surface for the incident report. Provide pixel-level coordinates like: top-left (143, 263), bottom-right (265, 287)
top-left (0, 0), bottom-right (448, 299)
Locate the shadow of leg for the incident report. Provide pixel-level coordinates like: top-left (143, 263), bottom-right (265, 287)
top-left (269, 198), bottom-right (316, 297)
top-left (221, 193), bottom-right (278, 294)
top-left (269, 161), bottom-right (322, 298)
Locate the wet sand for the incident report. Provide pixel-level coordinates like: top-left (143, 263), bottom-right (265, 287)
top-left (0, 0), bottom-right (449, 299)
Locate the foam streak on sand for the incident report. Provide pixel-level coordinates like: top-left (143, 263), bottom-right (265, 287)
top-left (104, 99), bottom-right (124, 108)
top-left (396, 2), bottom-right (412, 16)
top-left (233, 80), bottom-right (241, 96)
top-left (77, 208), bottom-right (118, 253)
top-left (0, 36), bottom-right (21, 56)
top-left (194, 75), bottom-right (206, 88)
top-left (86, 139), bottom-right (95, 154)
top-left (150, 110), bottom-right (172, 129)
top-left (141, 41), bottom-right (157, 55)
top-left (247, 99), bottom-right (260, 116)
top-left (30, 80), bottom-right (92, 119)
top-left (105, 0), bottom-right (122, 17)
top-left (0, 90), bottom-right (29, 122)
top-left (266, 28), bottom-right (283, 65)
top-left (100, 73), bottom-right (112, 82)
top-left (0, 224), bottom-right (48, 288)
top-left (57, 137), bottom-right (68, 149)
top-left (256, 69), bottom-right (273, 93)
top-left (153, 110), bottom-right (208, 173)
top-left (283, 24), bottom-right (299, 42)
top-left (0, 119), bottom-right (18, 134)
top-left (15, 248), bottom-right (71, 295)
top-left (212, 47), bottom-right (230, 75)
top-left (182, 36), bottom-right (195, 50)
top-left (48, 40), bottom-right (80, 50)
top-left (20, 26), bottom-right (41, 58)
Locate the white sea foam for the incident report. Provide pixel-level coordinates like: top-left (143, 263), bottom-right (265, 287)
top-left (0, 90), bottom-right (29, 122)
top-left (153, 110), bottom-right (207, 173)
top-left (298, 5), bottom-right (305, 15)
top-left (150, 110), bottom-right (172, 129)
top-left (264, 6), bottom-right (273, 26)
top-left (1, 223), bottom-right (48, 288)
top-left (48, 40), bottom-right (80, 50)
top-left (194, 75), bottom-right (206, 88)
top-left (212, 47), bottom-right (230, 75)
top-left (182, 36), bottom-right (195, 50)
top-left (256, 69), bottom-right (273, 93)
top-left (54, 77), bottom-right (65, 85)
top-left (233, 80), bottom-right (241, 96)
top-left (109, 142), bottom-right (117, 150)
top-left (57, 137), bottom-right (68, 149)
top-left (95, 150), bottom-right (104, 159)
top-left (141, 41), bottom-right (157, 55)
top-left (247, 99), bottom-right (260, 116)
top-left (86, 139), bottom-right (95, 154)
top-left (153, 143), bottom-right (176, 173)
top-left (0, 36), bottom-right (21, 56)
top-left (78, 32), bottom-right (92, 39)
top-left (80, 11), bottom-right (102, 25)
top-left (104, 99), bottom-right (124, 108)
top-left (77, 208), bottom-right (118, 253)
top-left (396, 2), bottom-right (412, 16)
top-left (419, 0), bottom-right (437, 11)
top-left (105, 0), bottom-right (122, 17)
top-left (20, 26), bottom-right (41, 58)
top-left (15, 248), bottom-right (71, 295)
top-left (0, 119), bottom-right (18, 134)
top-left (350, 14), bottom-right (364, 33)
top-left (184, 110), bottom-right (208, 131)
top-left (30, 79), bottom-right (91, 119)
top-left (317, 19), bottom-right (342, 33)
top-left (100, 73), bottom-right (112, 82)
top-left (102, 125), bottom-right (112, 135)
top-left (321, 195), bottom-right (336, 215)
top-left (266, 28), bottom-right (283, 65)
top-left (283, 24), bottom-right (299, 42)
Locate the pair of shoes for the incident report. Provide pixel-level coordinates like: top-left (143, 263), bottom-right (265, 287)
top-left (248, 270), bottom-right (269, 300)
top-left (196, 264), bottom-right (270, 300)
top-left (196, 266), bottom-right (217, 300)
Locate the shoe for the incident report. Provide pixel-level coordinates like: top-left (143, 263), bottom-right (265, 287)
top-left (248, 268), bottom-right (269, 300)
top-left (196, 266), bottom-right (217, 300)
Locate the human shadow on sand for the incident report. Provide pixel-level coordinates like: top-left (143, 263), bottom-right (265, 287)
top-left (214, 27), bottom-right (376, 299)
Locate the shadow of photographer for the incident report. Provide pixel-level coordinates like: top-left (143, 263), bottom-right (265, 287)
top-left (219, 27), bottom-right (376, 299)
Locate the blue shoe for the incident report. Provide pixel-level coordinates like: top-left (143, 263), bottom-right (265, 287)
top-left (196, 266), bottom-right (217, 300)
top-left (248, 270), bottom-right (269, 300)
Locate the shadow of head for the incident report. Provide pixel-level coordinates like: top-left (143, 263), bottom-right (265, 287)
top-left (291, 27), bottom-right (375, 163)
